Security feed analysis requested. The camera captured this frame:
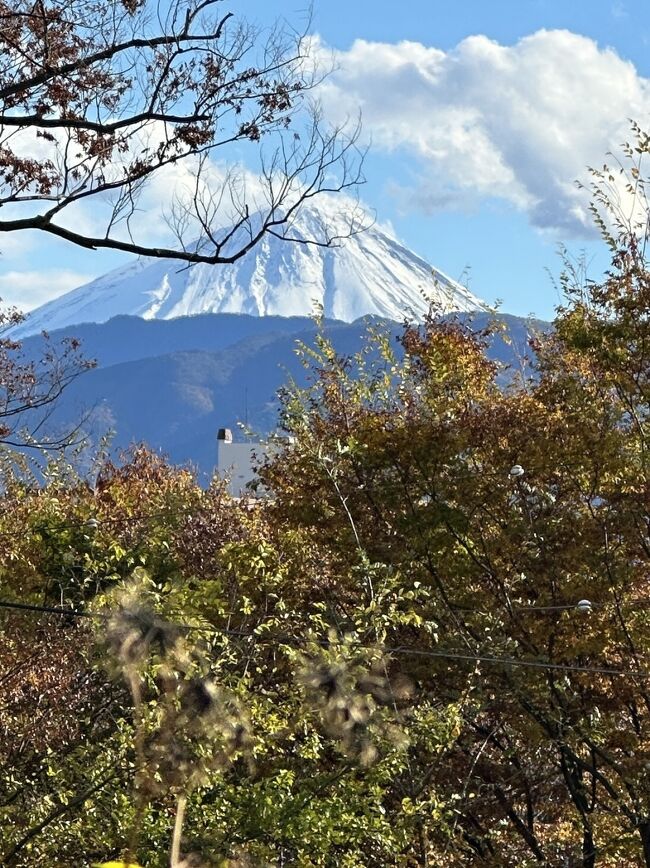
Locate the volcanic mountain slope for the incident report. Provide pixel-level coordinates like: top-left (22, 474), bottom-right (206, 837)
top-left (12, 199), bottom-right (484, 337)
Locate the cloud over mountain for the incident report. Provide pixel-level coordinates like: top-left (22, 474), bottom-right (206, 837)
top-left (0, 269), bottom-right (94, 311)
top-left (317, 29), bottom-right (650, 235)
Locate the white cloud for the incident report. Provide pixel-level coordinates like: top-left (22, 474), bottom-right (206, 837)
top-left (133, 155), bottom-right (269, 247)
top-left (0, 269), bottom-right (93, 311)
top-left (1, 98), bottom-right (365, 266)
top-left (0, 120), bottom-right (263, 251)
top-left (0, 230), bottom-right (36, 262)
top-left (317, 29), bottom-right (650, 235)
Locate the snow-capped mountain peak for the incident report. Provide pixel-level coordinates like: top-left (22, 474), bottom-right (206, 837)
top-left (11, 200), bottom-right (485, 336)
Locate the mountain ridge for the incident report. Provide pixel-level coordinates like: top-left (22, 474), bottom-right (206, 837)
top-left (22, 311), bottom-right (548, 479)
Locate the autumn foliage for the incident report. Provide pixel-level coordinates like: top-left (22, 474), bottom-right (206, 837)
top-left (3, 196), bottom-right (650, 864)
top-left (0, 303), bottom-right (93, 450)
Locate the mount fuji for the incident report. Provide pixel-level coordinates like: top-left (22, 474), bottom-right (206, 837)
top-left (12, 199), bottom-right (484, 337)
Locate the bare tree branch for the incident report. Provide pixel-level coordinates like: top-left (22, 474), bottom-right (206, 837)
top-left (0, 304), bottom-right (94, 449)
top-left (0, 0), bottom-right (365, 264)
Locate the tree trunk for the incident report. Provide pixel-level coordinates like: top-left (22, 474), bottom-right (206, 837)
top-left (639, 822), bottom-right (650, 867)
top-left (582, 827), bottom-right (595, 868)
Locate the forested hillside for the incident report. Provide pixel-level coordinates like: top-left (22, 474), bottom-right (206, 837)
top-left (13, 311), bottom-right (543, 476)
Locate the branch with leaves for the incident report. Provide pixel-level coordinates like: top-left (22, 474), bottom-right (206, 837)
top-left (0, 0), bottom-right (365, 263)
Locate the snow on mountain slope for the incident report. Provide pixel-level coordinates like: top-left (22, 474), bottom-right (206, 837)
top-left (11, 200), bottom-right (485, 337)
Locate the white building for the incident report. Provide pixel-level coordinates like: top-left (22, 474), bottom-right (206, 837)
top-left (216, 428), bottom-right (266, 497)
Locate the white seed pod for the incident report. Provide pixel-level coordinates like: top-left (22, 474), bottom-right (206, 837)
top-left (509, 465), bottom-right (525, 478)
top-left (576, 599), bottom-right (593, 613)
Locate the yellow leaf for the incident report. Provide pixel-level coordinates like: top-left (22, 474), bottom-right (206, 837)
top-left (93, 862), bottom-right (143, 868)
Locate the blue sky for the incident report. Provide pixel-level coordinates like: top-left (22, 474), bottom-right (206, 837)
top-left (2, 0), bottom-right (649, 319)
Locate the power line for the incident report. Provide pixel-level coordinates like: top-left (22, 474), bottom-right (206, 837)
top-left (453, 601), bottom-right (643, 614)
top-left (2, 509), bottom-right (649, 617)
top-left (386, 646), bottom-right (646, 678)
top-left (0, 599), bottom-right (105, 619)
top-left (1, 598), bottom-right (649, 680)
top-left (0, 513), bottom-right (647, 618)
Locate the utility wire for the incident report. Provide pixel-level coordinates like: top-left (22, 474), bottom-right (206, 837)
top-left (0, 599), bottom-right (105, 619)
top-left (1, 598), bottom-right (649, 680)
